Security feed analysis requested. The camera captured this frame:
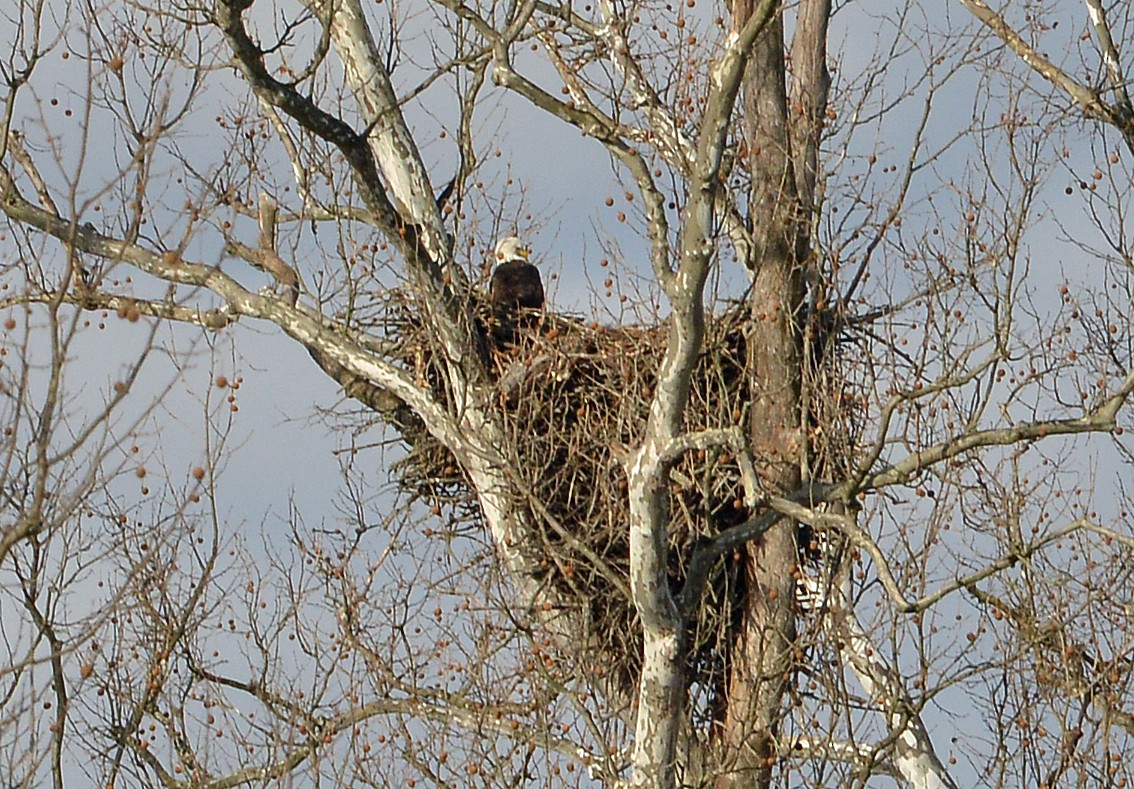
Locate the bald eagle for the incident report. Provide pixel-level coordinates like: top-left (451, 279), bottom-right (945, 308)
top-left (490, 236), bottom-right (544, 312)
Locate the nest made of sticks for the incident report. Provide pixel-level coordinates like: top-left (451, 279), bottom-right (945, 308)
top-left (380, 289), bottom-right (857, 716)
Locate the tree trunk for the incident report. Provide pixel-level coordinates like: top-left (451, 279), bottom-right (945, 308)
top-left (716, 5), bottom-right (808, 785)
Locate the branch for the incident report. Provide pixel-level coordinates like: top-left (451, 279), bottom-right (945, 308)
top-left (253, 193), bottom-right (299, 304)
top-left (862, 364), bottom-right (1134, 490)
top-left (0, 168), bottom-right (464, 454)
top-left (676, 483), bottom-right (835, 619)
top-left (465, 1), bottom-right (677, 291)
top-left (214, 0), bottom-right (484, 380)
top-left (828, 576), bottom-right (960, 789)
top-left (677, 364), bottom-right (1134, 618)
top-left (1083, 0), bottom-right (1133, 115)
top-left (213, 0), bottom-right (401, 227)
top-left (776, 501), bottom-right (1091, 616)
top-left (780, 735), bottom-right (898, 780)
top-left (658, 426), bottom-right (761, 507)
top-left (957, 0), bottom-right (1133, 147)
top-left (585, 0), bottom-right (756, 270)
top-left (967, 582), bottom-right (1134, 741)
top-left (622, 9), bottom-right (779, 782)
top-left (0, 289), bottom-right (236, 330)
top-left (301, 0), bottom-right (451, 262)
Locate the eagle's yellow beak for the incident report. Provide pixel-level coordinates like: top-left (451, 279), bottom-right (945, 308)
top-left (518, 246), bottom-right (531, 259)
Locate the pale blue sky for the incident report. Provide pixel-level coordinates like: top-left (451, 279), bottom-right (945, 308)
top-left (2, 1), bottom-right (1132, 785)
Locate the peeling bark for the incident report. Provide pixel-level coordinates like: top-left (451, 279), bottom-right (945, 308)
top-left (828, 570), bottom-right (960, 789)
top-left (623, 6), bottom-right (777, 785)
top-left (302, 0), bottom-right (451, 261)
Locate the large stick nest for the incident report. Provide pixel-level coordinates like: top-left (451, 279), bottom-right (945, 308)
top-left (379, 290), bottom-right (857, 719)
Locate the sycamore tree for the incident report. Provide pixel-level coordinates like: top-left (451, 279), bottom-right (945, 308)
top-left (4, 0), bottom-right (1134, 787)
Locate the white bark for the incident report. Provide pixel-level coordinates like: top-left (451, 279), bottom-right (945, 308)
top-left (290, 0), bottom-right (586, 634)
top-left (305, 0), bottom-right (450, 261)
top-left (261, 5), bottom-right (624, 688)
top-left (826, 571), bottom-right (959, 789)
top-left (784, 736), bottom-right (898, 780)
top-left (592, 0), bottom-right (756, 270)
top-left (621, 9), bottom-right (778, 786)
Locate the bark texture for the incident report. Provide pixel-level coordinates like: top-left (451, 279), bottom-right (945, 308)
top-left (714, 4), bottom-right (813, 785)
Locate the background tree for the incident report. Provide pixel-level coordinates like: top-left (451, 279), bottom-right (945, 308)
top-left (4, 1), bottom-right (1134, 787)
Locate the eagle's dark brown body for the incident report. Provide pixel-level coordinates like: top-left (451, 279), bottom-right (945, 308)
top-left (489, 238), bottom-right (543, 347)
top-left (490, 260), bottom-right (544, 311)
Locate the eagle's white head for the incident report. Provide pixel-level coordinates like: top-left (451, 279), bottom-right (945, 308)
top-left (494, 236), bottom-right (532, 265)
